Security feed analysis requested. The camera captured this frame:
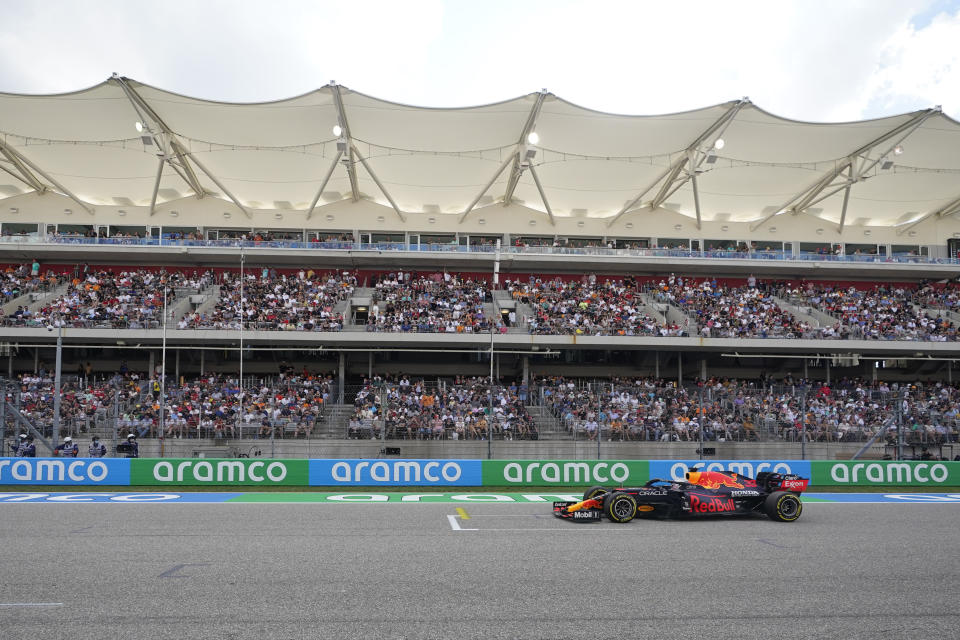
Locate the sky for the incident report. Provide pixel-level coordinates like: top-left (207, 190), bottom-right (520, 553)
top-left (0, 0), bottom-right (958, 121)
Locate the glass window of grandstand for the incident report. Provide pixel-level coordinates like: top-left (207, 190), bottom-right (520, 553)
top-left (418, 233), bottom-right (457, 247)
top-left (563, 236), bottom-right (603, 248)
top-left (462, 234), bottom-right (502, 248)
top-left (205, 228), bottom-right (249, 240)
top-left (307, 230), bottom-right (354, 244)
top-left (845, 243), bottom-right (883, 256)
top-left (612, 237), bottom-right (649, 249)
top-left (891, 244), bottom-right (926, 257)
top-left (54, 224), bottom-right (95, 238)
top-left (798, 242), bottom-right (834, 255)
top-left (106, 225), bottom-right (147, 239)
top-left (1, 222), bottom-right (39, 238)
top-left (749, 240), bottom-right (787, 254)
top-left (704, 239), bottom-right (741, 252)
top-left (359, 232), bottom-right (404, 247)
top-left (251, 229), bottom-right (302, 242)
top-left (513, 235), bottom-right (553, 247)
top-left (160, 226), bottom-right (200, 240)
top-left (656, 237), bottom-right (690, 250)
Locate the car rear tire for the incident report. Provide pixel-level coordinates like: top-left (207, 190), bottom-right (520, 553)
top-left (583, 485), bottom-right (607, 501)
top-left (764, 491), bottom-right (802, 522)
top-left (605, 491), bottom-right (637, 523)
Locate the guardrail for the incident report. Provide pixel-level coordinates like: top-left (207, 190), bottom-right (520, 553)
top-left (0, 236), bottom-right (949, 265)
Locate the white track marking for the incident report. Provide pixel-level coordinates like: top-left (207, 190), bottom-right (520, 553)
top-left (0, 603), bottom-right (63, 607)
top-left (446, 514), bottom-right (477, 531)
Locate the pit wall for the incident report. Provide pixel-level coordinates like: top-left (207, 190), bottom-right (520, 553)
top-left (1, 458), bottom-right (957, 489)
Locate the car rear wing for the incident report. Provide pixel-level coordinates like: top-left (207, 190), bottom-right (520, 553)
top-left (778, 476), bottom-right (809, 493)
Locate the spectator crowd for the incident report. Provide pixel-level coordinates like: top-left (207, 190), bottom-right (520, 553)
top-left (365, 272), bottom-right (494, 333)
top-left (538, 375), bottom-right (960, 446)
top-left (349, 374), bottom-right (536, 440)
top-left (0, 263), bottom-right (957, 343)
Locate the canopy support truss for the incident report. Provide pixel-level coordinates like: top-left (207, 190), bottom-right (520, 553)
top-left (528, 164), bottom-right (556, 226)
top-left (608, 98), bottom-right (748, 227)
top-left (896, 193), bottom-right (960, 236)
top-left (305, 150), bottom-right (344, 221)
top-left (837, 165), bottom-right (854, 233)
top-left (112, 75), bottom-right (210, 204)
top-left (330, 83), bottom-right (361, 202)
top-left (750, 107), bottom-right (939, 232)
top-left (689, 151), bottom-right (703, 230)
top-left (148, 156), bottom-right (164, 216)
top-left (352, 144), bottom-right (406, 223)
top-left (183, 150), bottom-right (252, 219)
top-left (459, 153), bottom-right (516, 223)
top-left (502, 90), bottom-right (549, 207)
top-left (0, 137), bottom-right (93, 214)
top-left (0, 143), bottom-right (46, 193)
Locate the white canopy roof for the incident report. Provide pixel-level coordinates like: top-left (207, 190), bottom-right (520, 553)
top-left (0, 76), bottom-right (958, 230)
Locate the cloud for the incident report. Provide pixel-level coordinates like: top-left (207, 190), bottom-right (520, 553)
top-left (0, 0), bottom-right (955, 121)
top-left (865, 7), bottom-right (960, 117)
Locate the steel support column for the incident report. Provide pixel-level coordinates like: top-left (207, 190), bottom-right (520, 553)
top-left (351, 145), bottom-right (406, 222)
top-left (305, 150), bottom-right (344, 220)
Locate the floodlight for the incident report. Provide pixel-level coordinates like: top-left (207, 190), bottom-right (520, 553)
top-left (135, 121), bottom-right (144, 133)
top-left (527, 131), bottom-right (540, 145)
top-left (893, 145), bottom-right (903, 155)
top-left (332, 125), bottom-right (343, 137)
top-left (713, 138), bottom-right (725, 150)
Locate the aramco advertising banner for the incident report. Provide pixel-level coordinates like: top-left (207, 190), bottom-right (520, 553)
top-left (310, 459), bottom-right (482, 486)
top-left (131, 459), bottom-right (309, 486)
top-left (811, 461), bottom-right (959, 487)
top-left (0, 458), bottom-right (131, 485)
top-left (5, 458), bottom-right (960, 487)
top-left (482, 460), bottom-right (649, 487)
top-left (649, 460), bottom-right (812, 483)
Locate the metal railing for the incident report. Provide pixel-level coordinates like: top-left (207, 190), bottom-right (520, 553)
top-left (1, 235), bottom-right (950, 265)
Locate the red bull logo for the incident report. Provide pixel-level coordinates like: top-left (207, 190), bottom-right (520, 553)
top-left (690, 494), bottom-right (736, 513)
top-left (685, 470), bottom-right (745, 490)
top-left (565, 498), bottom-right (601, 513)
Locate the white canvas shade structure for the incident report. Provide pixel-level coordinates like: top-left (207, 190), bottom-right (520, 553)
top-left (0, 75), bottom-right (958, 232)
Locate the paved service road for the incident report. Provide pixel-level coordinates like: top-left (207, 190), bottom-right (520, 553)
top-left (1, 501), bottom-right (958, 639)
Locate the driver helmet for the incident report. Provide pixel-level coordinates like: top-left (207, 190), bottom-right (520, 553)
top-left (19, 433), bottom-right (27, 439)
top-left (64, 436), bottom-right (72, 443)
top-left (127, 434), bottom-right (136, 440)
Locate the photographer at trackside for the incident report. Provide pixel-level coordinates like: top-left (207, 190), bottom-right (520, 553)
top-left (88, 436), bottom-right (107, 458)
top-left (54, 436), bottom-right (79, 457)
top-left (119, 433), bottom-right (139, 458)
top-left (17, 434), bottom-right (36, 457)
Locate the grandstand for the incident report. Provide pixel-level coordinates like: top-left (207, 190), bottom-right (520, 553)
top-left (1, 77), bottom-right (959, 459)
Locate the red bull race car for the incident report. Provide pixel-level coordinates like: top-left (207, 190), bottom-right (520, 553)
top-left (553, 468), bottom-right (809, 524)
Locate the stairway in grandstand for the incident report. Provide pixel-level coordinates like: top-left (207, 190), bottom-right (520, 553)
top-left (180, 284), bottom-right (220, 323)
top-left (639, 293), bottom-right (695, 334)
top-left (342, 287), bottom-right (372, 331)
top-left (916, 304), bottom-right (960, 327)
top-left (317, 404), bottom-right (353, 438)
top-left (773, 295), bottom-right (836, 330)
top-left (524, 404), bottom-right (570, 440)
top-left (2, 280), bottom-right (69, 316)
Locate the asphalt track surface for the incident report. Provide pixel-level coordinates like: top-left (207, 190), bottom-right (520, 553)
top-left (2, 500), bottom-right (958, 639)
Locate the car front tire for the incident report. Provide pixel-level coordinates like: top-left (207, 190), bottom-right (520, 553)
top-left (583, 485), bottom-right (607, 501)
top-left (605, 491), bottom-right (638, 523)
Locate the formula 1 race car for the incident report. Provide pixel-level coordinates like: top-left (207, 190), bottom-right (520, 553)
top-left (553, 468), bottom-right (809, 523)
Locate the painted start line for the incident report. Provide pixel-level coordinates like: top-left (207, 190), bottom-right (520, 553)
top-left (1, 492), bottom-right (960, 503)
